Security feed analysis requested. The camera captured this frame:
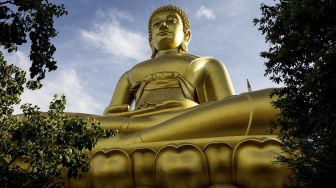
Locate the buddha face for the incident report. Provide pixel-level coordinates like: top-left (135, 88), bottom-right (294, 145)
top-left (151, 11), bottom-right (188, 51)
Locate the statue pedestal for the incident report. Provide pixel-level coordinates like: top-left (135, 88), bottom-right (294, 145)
top-left (68, 135), bottom-right (290, 188)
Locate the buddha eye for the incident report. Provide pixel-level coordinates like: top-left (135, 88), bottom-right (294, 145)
top-left (167, 18), bottom-right (177, 24)
top-left (153, 22), bottom-right (161, 28)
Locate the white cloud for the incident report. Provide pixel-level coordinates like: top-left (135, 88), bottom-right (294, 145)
top-left (196, 6), bottom-right (216, 20)
top-left (4, 51), bottom-right (103, 114)
top-left (95, 9), bottom-right (133, 22)
top-left (4, 50), bottom-right (30, 71)
top-left (80, 9), bottom-right (149, 62)
top-left (19, 68), bottom-right (103, 114)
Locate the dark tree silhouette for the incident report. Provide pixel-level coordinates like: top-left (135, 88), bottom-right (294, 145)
top-left (1, 1), bottom-right (114, 187)
top-left (254, 0), bottom-right (336, 187)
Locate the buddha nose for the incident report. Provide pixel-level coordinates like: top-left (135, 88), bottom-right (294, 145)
top-left (159, 21), bottom-right (168, 29)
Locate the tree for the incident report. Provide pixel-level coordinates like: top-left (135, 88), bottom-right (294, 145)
top-left (1, 0), bottom-right (67, 85)
top-left (254, 0), bottom-right (336, 187)
top-left (0, 1), bottom-right (114, 187)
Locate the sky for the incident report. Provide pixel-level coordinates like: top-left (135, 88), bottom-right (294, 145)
top-left (5, 0), bottom-right (279, 115)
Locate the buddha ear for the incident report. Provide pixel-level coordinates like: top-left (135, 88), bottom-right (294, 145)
top-left (179, 29), bottom-right (191, 54)
top-left (149, 38), bottom-right (153, 49)
top-left (149, 39), bottom-right (157, 58)
top-left (184, 29), bottom-right (191, 43)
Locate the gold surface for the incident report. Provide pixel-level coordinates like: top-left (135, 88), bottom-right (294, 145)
top-left (68, 136), bottom-right (290, 188)
top-left (66, 5), bottom-right (289, 188)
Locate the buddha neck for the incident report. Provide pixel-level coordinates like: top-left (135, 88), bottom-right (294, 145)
top-left (157, 48), bottom-right (180, 57)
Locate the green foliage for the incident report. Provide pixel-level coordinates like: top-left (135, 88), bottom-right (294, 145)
top-left (0, 53), bottom-right (26, 116)
top-left (1, 1), bottom-right (116, 187)
top-left (254, 0), bottom-right (336, 187)
top-left (1, 53), bottom-right (115, 187)
top-left (1, 0), bottom-right (67, 86)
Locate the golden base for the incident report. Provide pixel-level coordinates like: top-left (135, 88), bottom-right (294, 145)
top-left (68, 135), bottom-right (290, 188)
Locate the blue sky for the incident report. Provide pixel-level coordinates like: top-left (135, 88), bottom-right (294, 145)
top-left (6, 0), bottom-right (278, 115)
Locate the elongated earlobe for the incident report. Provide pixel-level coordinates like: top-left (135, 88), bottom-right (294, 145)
top-left (179, 41), bottom-right (188, 54)
top-left (184, 29), bottom-right (191, 43)
top-left (149, 40), bottom-right (157, 58)
top-left (179, 30), bottom-right (191, 54)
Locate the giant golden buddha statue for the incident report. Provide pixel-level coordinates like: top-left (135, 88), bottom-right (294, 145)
top-left (69, 5), bottom-right (290, 188)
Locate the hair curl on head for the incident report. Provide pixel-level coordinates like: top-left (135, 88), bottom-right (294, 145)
top-left (148, 5), bottom-right (191, 58)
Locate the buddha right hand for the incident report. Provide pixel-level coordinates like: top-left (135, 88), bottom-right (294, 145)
top-left (103, 104), bottom-right (130, 115)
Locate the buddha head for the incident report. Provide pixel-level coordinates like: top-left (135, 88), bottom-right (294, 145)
top-left (148, 5), bottom-right (191, 58)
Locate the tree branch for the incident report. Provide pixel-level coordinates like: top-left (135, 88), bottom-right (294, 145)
top-left (0, 1), bottom-right (14, 5)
